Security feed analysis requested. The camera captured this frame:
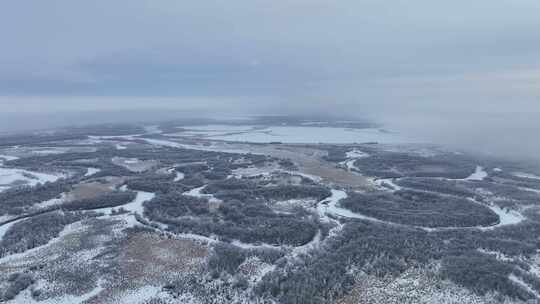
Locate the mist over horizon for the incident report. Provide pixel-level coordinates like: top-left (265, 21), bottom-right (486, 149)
top-left (2, 0), bottom-right (540, 162)
top-left (0, 97), bottom-right (538, 164)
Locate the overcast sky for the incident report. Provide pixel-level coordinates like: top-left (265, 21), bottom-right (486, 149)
top-left (1, 0), bottom-right (540, 159)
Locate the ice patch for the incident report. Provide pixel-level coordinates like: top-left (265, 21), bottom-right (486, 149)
top-left (180, 124), bottom-right (257, 132)
top-left (122, 191), bottom-right (156, 215)
top-left (484, 204), bottom-right (524, 229)
top-left (142, 137), bottom-right (258, 155)
top-left (201, 126), bottom-right (413, 144)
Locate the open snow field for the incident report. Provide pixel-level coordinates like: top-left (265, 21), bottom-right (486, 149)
top-left (0, 167), bottom-right (63, 192)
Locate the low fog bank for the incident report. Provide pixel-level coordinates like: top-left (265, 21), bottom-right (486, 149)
top-left (373, 109), bottom-right (540, 163)
top-left (0, 98), bottom-right (538, 163)
top-left (0, 109), bottom-right (195, 134)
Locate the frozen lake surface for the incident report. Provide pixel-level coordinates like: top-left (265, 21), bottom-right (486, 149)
top-left (174, 126), bottom-right (414, 144)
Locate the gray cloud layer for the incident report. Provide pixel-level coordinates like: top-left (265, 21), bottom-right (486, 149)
top-left (1, 1), bottom-right (540, 160)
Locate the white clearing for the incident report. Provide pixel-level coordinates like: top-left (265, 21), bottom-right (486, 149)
top-left (0, 167), bottom-right (63, 192)
top-left (108, 285), bottom-right (168, 304)
top-left (346, 149), bottom-right (369, 159)
top-left (373, 178), bottom-right (402, 191)
top-left (465, 166), bottom-right (488, 181)
top-left (184, 186), bottom-right (222, 203)
top-left (7, 280), bottom-right (105, 304)
top-left (93, 190), bottom-right (155, 216)
top-left (0, 154), bottom-right (19, 161)
top-left (84, 167), bottom-right (101, 177)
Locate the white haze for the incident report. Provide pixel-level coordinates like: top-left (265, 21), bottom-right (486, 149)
top-left (1, 1), bottom-right (540, 161)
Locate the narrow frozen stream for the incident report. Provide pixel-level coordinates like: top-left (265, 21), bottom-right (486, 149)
top-left (316, 189), bottom-right (524, 232)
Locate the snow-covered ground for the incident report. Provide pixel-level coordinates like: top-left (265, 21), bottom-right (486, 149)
top-left (106, 285), bottom-right (172, 304)
top-left (0, 219), bottom-right (19, 242)
top-left (122, 191), bottom-right (156, 215)
top-left (513, 172), bottom-right (540, 180)
top-left (93, 190), bottom-right (155, 216)
top-left (0, 154), bottom-right (19, 162)
top-left (231, 166), bottom-right (276, 178)
top-left (0, 220), bottom-right (88, 265)
top-left (84, 167), bottom-right (101, 177)
top-left (141, 137), bottom-right (259, 155)
top-left (7, 281), bottom-right (105, 304)
top-left (174, 171), bottom-right (185, 182)
top-left (33, 193), bottom-right (67, 209)
top-left (373, 178), bottom-right (403, 191)
top-left (341, 159), bottom-right (359, 171)
top-left (144, 125), bottom-right (163, 134)
top-left (0, 167), bottom-right (63, 192)
top-left (186, 126), bottom-right (413, 144)
top-left (346, 149), bottom-right (369, 159)
top-left (32, 148), bottom-right (67, 155)
top-left (340, 149), bottom-right (369, 172)
top-left (478, 203), bottom-right (524, 230)
top-left (115, 143), bottom-right (127, 150)
top-left (179, 125), bottom-right (257, 132)
top-left (465, 166), bottom-right (488, 181)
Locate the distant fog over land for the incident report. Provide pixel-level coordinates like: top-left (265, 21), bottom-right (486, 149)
top-left (2, 0), bottom-right (540, 160)
top-left (1, 96), bottom-right (539, 163)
